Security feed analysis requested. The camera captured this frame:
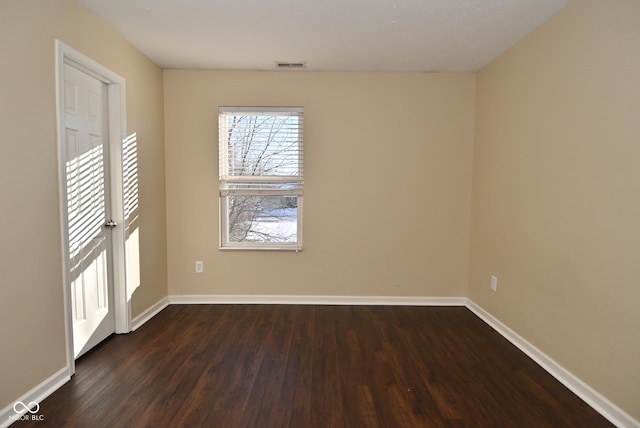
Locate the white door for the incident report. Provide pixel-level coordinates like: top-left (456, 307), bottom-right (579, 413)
top-left (63, 63), bottom-right (116, 358)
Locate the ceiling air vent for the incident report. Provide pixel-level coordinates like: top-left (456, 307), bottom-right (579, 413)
top-left (275, 62), bottom-right (306, 70)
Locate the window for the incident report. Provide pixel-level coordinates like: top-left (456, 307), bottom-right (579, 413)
top-left (218, 107), bottom-right (303, 250)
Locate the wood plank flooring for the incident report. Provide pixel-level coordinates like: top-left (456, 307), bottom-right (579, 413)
top-left (15, 305), bottom-right (613, 427)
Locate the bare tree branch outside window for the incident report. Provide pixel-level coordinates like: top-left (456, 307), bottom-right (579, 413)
top-left (219, 108), bottom-right (303, 248)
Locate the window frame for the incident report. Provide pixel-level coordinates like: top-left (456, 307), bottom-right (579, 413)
top-left (218, 106), bottom-right (304, 251)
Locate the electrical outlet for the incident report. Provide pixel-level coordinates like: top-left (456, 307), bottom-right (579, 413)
top-left (491, 275), bottom-right (498, 291)
top-left (195, 261), bottom-right (204, 273)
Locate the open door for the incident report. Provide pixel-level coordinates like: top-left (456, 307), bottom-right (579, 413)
top-left (63, 63), bottom-right (116, 358)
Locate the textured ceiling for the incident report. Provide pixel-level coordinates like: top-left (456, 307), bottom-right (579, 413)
top-left (76, 0), bottom-right (572, 72)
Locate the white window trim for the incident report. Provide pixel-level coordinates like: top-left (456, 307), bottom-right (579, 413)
top-left (218, 106), bottom-right (304, 251)
top-left (219, 196), bottom-right (303, 251)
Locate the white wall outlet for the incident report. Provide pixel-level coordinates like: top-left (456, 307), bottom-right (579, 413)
top-left (491, 275), bottom-right (498, 291)
top-left (195, 261), bottom-right (204, 273)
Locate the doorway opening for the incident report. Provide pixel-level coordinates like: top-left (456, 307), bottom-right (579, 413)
top-left (55, 40), bottom-right (130, 375)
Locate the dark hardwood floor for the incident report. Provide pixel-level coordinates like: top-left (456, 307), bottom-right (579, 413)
top-left (16, 305), bottom-right (613, 427)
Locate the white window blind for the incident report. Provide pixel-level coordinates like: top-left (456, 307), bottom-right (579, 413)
top-left (218, 107), bottom-right (304, 250)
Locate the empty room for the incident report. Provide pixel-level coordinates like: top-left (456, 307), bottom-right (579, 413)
top-left (1, 0), bottom-right (638, 426)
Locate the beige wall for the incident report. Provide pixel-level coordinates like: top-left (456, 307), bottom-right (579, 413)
top-left (470, 0), bottom-right (640, 419)
top-left (164, 71), bottom-right (475, 298)
top-left (0, 0), bottom-right (167, 410)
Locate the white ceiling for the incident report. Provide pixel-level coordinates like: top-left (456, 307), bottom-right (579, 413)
top-left (76, 0), bottom-right (572, 72)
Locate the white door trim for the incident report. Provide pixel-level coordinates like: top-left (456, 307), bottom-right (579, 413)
top-left (55, 40), bottom-right (130, 376)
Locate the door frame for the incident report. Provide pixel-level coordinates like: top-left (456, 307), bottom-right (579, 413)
top-left (55, 40), bottom-right (130, 376)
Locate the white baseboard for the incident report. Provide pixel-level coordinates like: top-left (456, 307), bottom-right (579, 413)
top-left (466, 300), bottom-right (639, 428)
top-left (131, 297), bottom-right (169, 331)
top-left (168, 294), bottom-right (467, 306)
top-left (0, 367), bottom-right (69, 428)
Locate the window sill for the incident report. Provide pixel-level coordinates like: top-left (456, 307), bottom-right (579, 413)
top-left (219, 245), bottom-right (303, 252)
